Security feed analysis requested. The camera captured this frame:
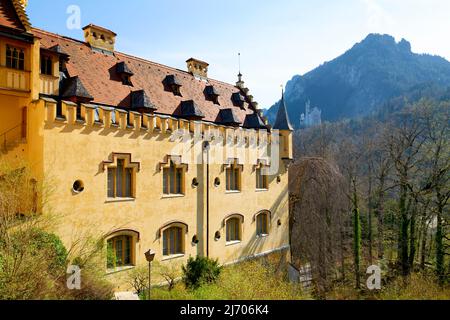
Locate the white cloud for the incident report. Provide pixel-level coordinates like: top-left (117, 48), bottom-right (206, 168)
top-left (361, 0), bottom-right (395, 30)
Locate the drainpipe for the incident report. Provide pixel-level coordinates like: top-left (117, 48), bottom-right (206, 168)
top-left (203, 141), bottom-right (211, 258)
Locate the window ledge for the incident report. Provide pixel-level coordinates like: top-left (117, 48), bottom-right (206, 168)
top-left (255, 188), bottom-right (269, 192)
top-left (226, 240), bottom-right (242, 247)
top-left (162, 254), bottom-right (185, 261)
top-left (105, 197), bottom-right (136, 203)
top-left (225, 190), bottom-right (241, 194)
top-left (106, 265), bottom-right (135, 275)
top-left (162, 194), bottom-right (185, 199)
top-left (257, 234), bottom-right (269, 239)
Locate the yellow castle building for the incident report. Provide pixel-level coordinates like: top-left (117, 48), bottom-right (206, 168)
top-left (0, 0), bottom-right (293, 287)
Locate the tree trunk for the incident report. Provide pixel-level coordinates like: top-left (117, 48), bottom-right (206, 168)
top-left (368, 174), bottom-right (373, 265)
top-left (376, 171), bottom-right (386, 261)
top-left (352, 179), bottom-right (362, 289)
top-left (435, 191), bottom-right (445, 286)
top-left (399, 178), bottom-right (410, 276)
top-left (408, 210), bottom-right (416, 271)
top-left (419, 217), bottom-right (428, 269)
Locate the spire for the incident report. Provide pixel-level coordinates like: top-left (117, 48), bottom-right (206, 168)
top-left (236, 53), bottom-right (245, 88)
top-left (273, 87), bottom-right (293, 131)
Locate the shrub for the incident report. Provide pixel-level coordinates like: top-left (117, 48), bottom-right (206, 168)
top-left (27, 229), bottom-right (68, 272)
top-left (182, 256), bottom-right (222, 289)
top-left (128, 266), bottom-right (149, 297)
top-left (0, 161), bottom-right (114, 300)
top-left (152, 259), bottom-right (310, 300)
top-left (154, 261), bottom-right (182, 291)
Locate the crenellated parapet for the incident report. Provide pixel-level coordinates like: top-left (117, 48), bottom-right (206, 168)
top-left (41, 99), bottom-right (276, 166)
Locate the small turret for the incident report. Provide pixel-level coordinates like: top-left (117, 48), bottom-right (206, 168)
top-left (273, 89), bottom-right (293, 163)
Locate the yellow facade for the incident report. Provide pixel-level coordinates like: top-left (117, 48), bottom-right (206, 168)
top-left (0, 0), bottom-right (292, 290)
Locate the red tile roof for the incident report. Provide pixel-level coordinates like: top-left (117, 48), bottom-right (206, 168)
top-left (0, 0), bottom-right (24, 30)
top-left (32, 28), bottom-right (261, 126)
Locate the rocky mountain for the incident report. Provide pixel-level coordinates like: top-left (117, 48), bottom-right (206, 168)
top-left (266, 34), bottom-right (450, 128)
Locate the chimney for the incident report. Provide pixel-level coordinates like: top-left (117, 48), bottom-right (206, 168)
top-left (82, 24), bottom-right (116, 52)
top-left (186, 58), bottom-right (209, 79)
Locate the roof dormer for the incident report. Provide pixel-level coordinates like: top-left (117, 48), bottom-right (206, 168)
top-left (204, 85), bottom-right (220, 105)
top-left (180, 100), bottom-right (204, 120)
top-left (61, 76), bottom-right (94, 104)
top-left (83, 24), bottom-right (116, 53)
top-left (218, 109), bottom-right (241, 127)
top-left (131, 90), bottom-right (157, 112)
top-left (116, 61), bottom-right (133, 86)
top-left (231, 92), bottom-right (245, 108)
top-left (163, 75), bottom-right (182, 96)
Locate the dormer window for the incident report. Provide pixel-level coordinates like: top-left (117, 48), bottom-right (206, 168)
top-left (116, 62), bottom-right (133, 86)
top-left (6, 45), bottom-right (25, 70)
top-left (40, 55), bottom-right (53, 75)
top-left (205, 85), bottom-right (220, 105)
top-left (122, 75), bottom-right (132, 86)
top-left (232, 92), bottom-right (245, 108)
top-left (163, 75), bottom-right (182, 96)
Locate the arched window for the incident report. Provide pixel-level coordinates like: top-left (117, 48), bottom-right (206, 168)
top-left (256, 212), bottom-right (270, 236)
top-left (163, 226), bottom-right (185, 257)
top-left (106, 232), bottom-right (138, 270)
top-left (226, 217), bottom-right (242, 243)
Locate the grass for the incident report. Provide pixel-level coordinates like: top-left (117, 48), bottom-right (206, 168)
top-left (149, 260), bottom-right (311, 301)
top-left (326, 273), bottom-right (450, 300)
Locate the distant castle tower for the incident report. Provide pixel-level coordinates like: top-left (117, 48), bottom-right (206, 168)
top-left (300, 100), bottom-right (322, 128)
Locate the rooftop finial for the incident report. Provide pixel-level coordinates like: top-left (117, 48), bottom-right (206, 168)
top-left (236, 53), bottom-right (245, 88)
top-left (238, 53), bottom-right (242, 79)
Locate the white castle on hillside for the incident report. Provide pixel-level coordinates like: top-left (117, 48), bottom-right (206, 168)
top-left (300, 100), bottom-right (322, 128)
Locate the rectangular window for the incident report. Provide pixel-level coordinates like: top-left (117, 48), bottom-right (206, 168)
top-left (256, 168), bottom-right (268, 190)
top-left (226, 166), bottom-right (241, 191)
top-left (163, 163), bottom-right (184, 195)
top-left (107, 159), bottom-right (134, 198)
top-left (6, 45), bottom-right (25, 70)
top-left (40, 55), bottom-right (52, 75)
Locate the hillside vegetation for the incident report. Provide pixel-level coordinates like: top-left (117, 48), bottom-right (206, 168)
top-left (266, 34), bottom-right (450, 126)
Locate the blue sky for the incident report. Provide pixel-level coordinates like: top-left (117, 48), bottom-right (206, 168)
top-left (27, 0), bottom-right (450, 108)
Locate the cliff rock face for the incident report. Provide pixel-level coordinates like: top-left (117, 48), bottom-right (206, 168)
top-left (266, 34), bottom-right (450, 127)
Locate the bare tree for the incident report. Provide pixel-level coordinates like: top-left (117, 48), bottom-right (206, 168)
top-left (289, 158), bottom-right (348, 295)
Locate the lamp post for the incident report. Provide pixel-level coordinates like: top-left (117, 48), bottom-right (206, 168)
top-left (144, 249), bottom-right (155, 300)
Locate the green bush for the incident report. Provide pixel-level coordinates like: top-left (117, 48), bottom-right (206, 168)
top-left (28, 229), bottom-right (68, 272)
top-left (151, 259), bottom-right (310, 300)
top-left (182, 256), bottom-right (222, 289)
